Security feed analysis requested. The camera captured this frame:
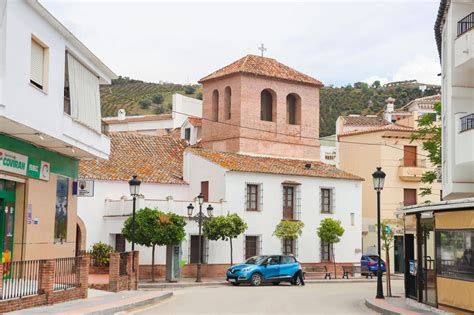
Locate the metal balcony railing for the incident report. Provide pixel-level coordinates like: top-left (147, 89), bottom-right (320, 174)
top-left (460, 113), bottom-right (474, 132)
top-left (457, 12), bottom-right (474, 37)
top-left (399, 158), bottom-right (427, 168)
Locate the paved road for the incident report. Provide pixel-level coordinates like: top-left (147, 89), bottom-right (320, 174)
top-left (129, 280), bottom-right (404, 314)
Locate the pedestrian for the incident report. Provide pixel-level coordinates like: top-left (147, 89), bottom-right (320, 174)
top-left (295, 269), bottom-right (305, 286)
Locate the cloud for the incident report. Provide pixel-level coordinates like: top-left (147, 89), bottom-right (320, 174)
top-left (363, 76), bottom-right (389, 86)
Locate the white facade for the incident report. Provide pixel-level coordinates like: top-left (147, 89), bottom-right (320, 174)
top-left (180, 119), bottom-right (201, 145)
top-left (439, 0), bottom-right (474, 200)
top-left (103, 94), bottom-right (202, 135)
top-left (78, 151), bottom-right (363, 265)
top-left (319, 135), bottom-right (337, 166)
top-left (0, 0), bottom-right (116, 159)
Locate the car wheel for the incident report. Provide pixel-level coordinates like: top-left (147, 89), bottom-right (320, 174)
top-left (272, 282), bottom-right (280, 286)
top-left (250, 273), bottom-right (262, 286)
top-left (292, 273), bottom-right (302, 285)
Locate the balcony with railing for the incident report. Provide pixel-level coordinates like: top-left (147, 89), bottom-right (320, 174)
top-left (456, 113), bottom-right (474, 167)
top-left (398, 158), bottom-right (427, 182)
top-left (455, 12), bottom-right (474, 68)
top-left (104, 197), bottom-right (226, 217)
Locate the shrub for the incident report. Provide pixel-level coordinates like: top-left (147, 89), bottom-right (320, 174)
top-left (91, 242), bottom-right (114, 267)
top-left (155, 105), bottom-right (166, 114)
top-left (152, 94), bottom-right (164, 104)
top-left (196, 92), bottom-right (203, 100)
top-left (184, 85), bottom-right (195, 95)
top-left (139, 99), bottom-right (152, 109)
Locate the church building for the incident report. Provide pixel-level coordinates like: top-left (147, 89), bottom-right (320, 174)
top-left (78, 54), bottom-right (363, 279)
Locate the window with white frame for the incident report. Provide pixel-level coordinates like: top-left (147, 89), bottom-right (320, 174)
top-left (245, 183), bottom-right (262, 211)
top-left (30, 37), bottom-right (48, 91)
top-left (320, 187), bottom-right (335, 213)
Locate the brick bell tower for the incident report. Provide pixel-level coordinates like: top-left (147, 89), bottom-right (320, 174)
top-left (198, 54), bottom-right (323, 160)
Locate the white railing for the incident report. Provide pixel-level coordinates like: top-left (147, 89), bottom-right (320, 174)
top-left (104, 197), bottom-right (226, 217)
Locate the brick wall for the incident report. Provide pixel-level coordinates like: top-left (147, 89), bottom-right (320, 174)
top-left (0, 256), bottom-right (89, 313)
top-left (109, 251), bottom-right (138, 292)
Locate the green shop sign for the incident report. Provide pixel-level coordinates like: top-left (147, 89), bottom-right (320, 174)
top-left (0, 148), bottom-right (50, 181)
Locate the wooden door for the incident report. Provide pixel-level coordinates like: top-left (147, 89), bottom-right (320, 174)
top-left (245, 236), bottom-right (258, 259)
top-left (201, 181), bottom-right (209, 202)
top-left (404, 146), bottom-right (417, 167)
top-left (404, 189), bottom-right (417, 206)
top-left (283, 186), bottom-right (294, 220)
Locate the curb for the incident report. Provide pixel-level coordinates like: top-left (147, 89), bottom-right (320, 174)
top-left (87, 292), bottom-right (173, 315)
top-left (365, 298), bottom-right (401, 315)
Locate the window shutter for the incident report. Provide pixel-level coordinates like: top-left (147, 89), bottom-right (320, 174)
top-left (319, 188), bottom-right (323, 213)
top-left (188, 234), bottom-right (192, 263)
top-left (244, 183), bottom-right (248, 210)
top-left (294, 239), bottom-right (298, 258)
top-left (296, 185), bottom-right (301, 220)
top-left (331, 188), bottom-right (336, 214)
top-left (30, 40), bottom-right (44, 87)
top-left (258, 235), bottom-right (262, 256)
top-left (243, 236), bottom-right (246, 261)
top-left (259, 184), bottom-right (263, 211)
top-left (204, 238), bottom-right (209, 264)
top-left (281, 240), bottom-right (284, 255)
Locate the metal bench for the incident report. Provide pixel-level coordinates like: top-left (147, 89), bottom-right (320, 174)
top-left (342, 265), bottom-right (373, 279)
top-left (303, 266), bottom-right (332, 279)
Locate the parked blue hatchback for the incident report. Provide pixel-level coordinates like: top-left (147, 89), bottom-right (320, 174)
top-left (226, 255), bottom-right (302, 286)
top-left (361, 255), bottom-right (386, 274)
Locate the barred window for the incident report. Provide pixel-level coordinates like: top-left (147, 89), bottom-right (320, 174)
top-left (282, 239), bottom-right (295, 255)
top-left (244, 235), bottom-right (262, 261)
top-left (321, 188), bottom-right (332, 213)
top-left (247, 184), bottom-right (258, 211)
top-left (321, 240), bottom-right (332, 261)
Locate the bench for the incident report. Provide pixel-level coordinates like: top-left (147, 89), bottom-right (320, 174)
top-left (342, 265), bottom-right (373, 279)
top-left (303, 266), bottom-right (332, 279)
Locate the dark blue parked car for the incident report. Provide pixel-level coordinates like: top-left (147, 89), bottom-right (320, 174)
top-left (226, 255), bottom-right (302, 286)
top-left (361, 255), bottom-right (386, 274)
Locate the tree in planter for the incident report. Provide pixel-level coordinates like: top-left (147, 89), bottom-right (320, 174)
top-left (379, 220), bottom-right (395, 297)
top-left (203, 213), bottom-right (247, 265)
top-left (273, 220), bottom-right (304, 255)
top-left (122, 208), bottom-right (186, 282)
top-left (317, 218), bottom-right (345, 279)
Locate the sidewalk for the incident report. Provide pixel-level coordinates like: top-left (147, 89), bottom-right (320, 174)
top-left (139, 276), bottom-right (378, 289)
top-left (8, 289), bottom-right (172, 315)
top-left (365, 297), bottom-right (451, 315)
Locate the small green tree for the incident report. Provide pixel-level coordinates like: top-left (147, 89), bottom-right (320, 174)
top-left (139, 99), bottom-right (152, 109)
top-left (317, 218), bottom-right (345, 278)
top-left (152, 94), bottom-right (164, 104)
top-left (379, 220), bottom-right (395, 297)
top-left (273, 220), bottom-right (304, 255)
top-left (203, 213), bottom-right (247, 265)
top-left (122, 208), bottom-right (186, 282)
top-left (184, 85), bottom-right (195, 95)
top-left (91, 242), bottom-right (114, 267)
top-left (410, 101), bottom-right (441, 197)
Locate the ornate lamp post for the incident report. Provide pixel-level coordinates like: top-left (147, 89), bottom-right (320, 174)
top-left (128, 175), bottom-right (141, 271)
top-left (187, 193), bottom-right (213, 282)
top-left (372, 167), bottom-right (386, 299)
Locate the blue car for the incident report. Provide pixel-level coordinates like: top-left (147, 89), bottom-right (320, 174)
top-left (226, 255), bottom-right (302, 286)
top-left (361, 255), bottom-right (386, 274)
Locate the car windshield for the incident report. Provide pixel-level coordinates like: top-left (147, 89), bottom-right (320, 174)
top-left (245, 256), bottom-right (268, 265)
top-left (368, 255), bottom-right (380, 261)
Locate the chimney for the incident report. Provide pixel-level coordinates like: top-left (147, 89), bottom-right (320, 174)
top-left (384, 97), bottom-right (395, 122)
top-left (118, 109), bottom-right (126, 120)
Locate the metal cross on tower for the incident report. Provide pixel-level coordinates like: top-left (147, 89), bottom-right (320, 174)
top-left (258, 43), bottom-right (267, 57)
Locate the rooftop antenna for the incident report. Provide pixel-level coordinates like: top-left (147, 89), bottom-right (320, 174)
top-left (258, 43), bottom-right (267, 57)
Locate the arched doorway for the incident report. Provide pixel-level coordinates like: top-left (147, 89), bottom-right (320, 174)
top-left (75, 216), bottom-right (87, 255)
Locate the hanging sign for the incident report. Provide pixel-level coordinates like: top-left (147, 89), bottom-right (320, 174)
top-left (77, 180), bottom-right (94, 197)
top-left (0, 148), bottom-right (50, 181)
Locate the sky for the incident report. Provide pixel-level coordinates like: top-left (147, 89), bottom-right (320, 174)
top-left (40, 0), bottom-right (442, 87)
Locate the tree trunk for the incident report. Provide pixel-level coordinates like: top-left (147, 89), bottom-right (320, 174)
top-left (230, 238), bottom-right (233, 265)
top-left (332, 243), bottom-right (337, 279)
top-left (385, 246), bottom-right (392, 297)
top-left (151, 245), bottom-right (155, 282)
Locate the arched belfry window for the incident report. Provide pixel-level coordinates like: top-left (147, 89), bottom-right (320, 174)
top-left (224, 87), bottom-right (231, 120)
top-left (260, 89), bottom-right (275, 122)
top-left (286, 94), bottom-right (300, 125)
top-left (212, 90), bottom-right (219, 121)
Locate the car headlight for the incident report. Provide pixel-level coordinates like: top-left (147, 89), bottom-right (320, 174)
top-left (241, 267), bottom-right (252, 272)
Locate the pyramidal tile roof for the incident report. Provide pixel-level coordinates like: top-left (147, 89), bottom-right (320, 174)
top-left (199, 54), bottom-right (323, 87)
top-left (342, 116), bottom-right (391, 127)
top-left (79, 133), bottom-right (188, 184)
top-left (186, 147), bottom-right (362, 181)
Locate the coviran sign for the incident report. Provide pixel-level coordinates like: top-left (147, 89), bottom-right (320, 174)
top-left (0, 148), bottom-right (50, 181)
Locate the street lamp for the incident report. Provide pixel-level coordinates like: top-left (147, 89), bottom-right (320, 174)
top-left (372, 167), bottom-right (386, 299)
top-left (128, 175), bottom-right (141, 271)
top-left (188, 193), bottom-right (213, 282)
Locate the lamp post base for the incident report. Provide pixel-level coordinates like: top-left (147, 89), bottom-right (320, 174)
top-left (196, 263), bottom-right (202, 282)
top-left (376, 270), bottom-right (384, 299)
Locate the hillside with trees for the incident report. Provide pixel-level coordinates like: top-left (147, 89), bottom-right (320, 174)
top-left (100, 77), bottom-right (439, 137)
top-left (100, 76), bottom-right (202, 117)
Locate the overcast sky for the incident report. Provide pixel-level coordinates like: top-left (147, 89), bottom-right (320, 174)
top-left (40, 0), bottom-right (441, 87)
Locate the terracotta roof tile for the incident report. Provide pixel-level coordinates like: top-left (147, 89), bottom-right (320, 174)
top-left (187, 147), bottom-right (362, 181)
top-left (199, 54), bottom-right (323, 87)
top-left (400, 94), bottom-right (441, 111)
top-left (187, 117), bottom-right (202, 127)
top-left (338, 124), bottom-right (415, 137)
top-left (79, 133), bottom-right (188, 184)
top-left (342, 116), bottom-right (390, 127)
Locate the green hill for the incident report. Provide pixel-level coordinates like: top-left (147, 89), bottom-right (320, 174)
top-left (100, 76), bottom-right (202, 117)
top-left (100, 77), bottom-right (440, 137)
